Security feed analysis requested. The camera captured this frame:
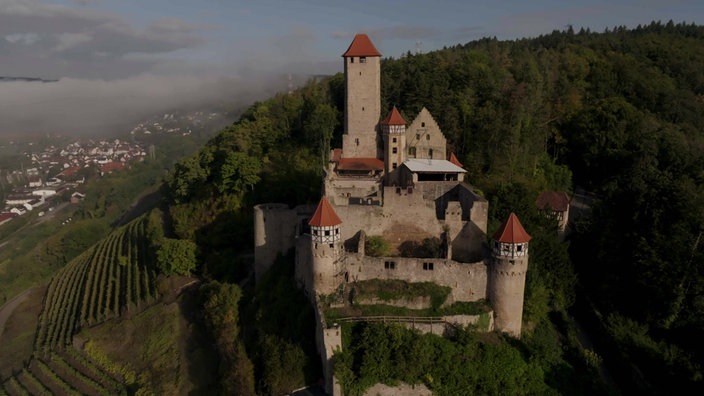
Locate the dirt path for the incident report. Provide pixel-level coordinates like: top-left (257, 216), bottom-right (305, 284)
top-left (0, 288), bottom-right (32, 340)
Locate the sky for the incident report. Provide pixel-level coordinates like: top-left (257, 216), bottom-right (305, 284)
top-left (1, 0), bottom-right (703, 135)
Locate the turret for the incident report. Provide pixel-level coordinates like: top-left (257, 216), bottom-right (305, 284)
top-left (308, 196), bottom-right (343, 294)
top-left (488, 212), bottom-right (531, 338)
top-left (341, 34), bottom-right (382, 159)
top-left (382, 106), bottom-right (407, 184)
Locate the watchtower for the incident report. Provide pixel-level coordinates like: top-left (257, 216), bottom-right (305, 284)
top-left (488, 212), bottom-right (531, 338)
top-left (308, 196), bottom-right (343, 295)
top-left (381, 106), bottom-right (407, 185)
top-left (341, 34), bottom-right (382, 159)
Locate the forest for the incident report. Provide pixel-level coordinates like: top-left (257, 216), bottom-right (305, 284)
top-left (158, 21), bottom-right (704, 394)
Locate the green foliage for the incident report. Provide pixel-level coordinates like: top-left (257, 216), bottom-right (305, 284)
top-left (200, 281), bottom-right (256, 395)
top-left (364, 235), bottom-right (389, 257)
top-left (350, 279), bottom-right (450, 311)
top-left (336, 323), bottom-right (552, 396)
top-left (241, 252), bottom-right (321, 395)
top-left (155, 238), bottom-right (197, 276)
top-left (398, 237), bottom-right (443, 258)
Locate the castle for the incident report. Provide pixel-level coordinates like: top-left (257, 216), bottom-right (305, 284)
top-left (254, 34), bottom-right (530, 394)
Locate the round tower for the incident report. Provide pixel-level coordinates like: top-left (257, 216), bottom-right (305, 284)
top-left (488, 212), bottom-right (531, 338)
top-left (382, 106), bottom-right (407, 185)
top-left (341, 33), bottom-right (382, 159)
top-left (308, 196), bottom-right (343, 295)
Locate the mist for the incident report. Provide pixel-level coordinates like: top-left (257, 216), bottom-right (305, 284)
top-left (0, 73), bottom-right (295, 137)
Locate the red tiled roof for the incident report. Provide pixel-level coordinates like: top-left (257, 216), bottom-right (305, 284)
top-left (342, 34), bottom-right (381, 57)
top-left (308, 196), bottom-right (342, 227)
top-left (59, 166), bottom-right (80, 177)
top-left (0, 213), bottom-right (18, 222)
top-left (381, 106), bottom-right (406, 125)
top-left (536, 191), bottom-right (570, 212)
top-left (337, 158), bottom-right (384, 171)
top-left (331, 148), bottom-right (343, 162)
top-left (492, 213), bottom-right (531, 244)
top-left (100, 161), bottom-right (126, 173)
top-left (449, 152), bottom-right (463, 167)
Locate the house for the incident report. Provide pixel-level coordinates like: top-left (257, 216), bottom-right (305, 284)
top-left (536, 191), bottom-right (571, 237)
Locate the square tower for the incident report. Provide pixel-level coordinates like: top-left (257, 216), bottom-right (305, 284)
top-left (341, 34), bottom-right (382, 159)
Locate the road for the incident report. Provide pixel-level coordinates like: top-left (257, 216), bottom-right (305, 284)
top-left (0, 288), bottom-right (32, 340)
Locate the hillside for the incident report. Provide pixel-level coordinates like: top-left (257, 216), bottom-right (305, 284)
top-left (163, 21), bottom-right (704, 395)
top-left (2, 21), bottom-right (703, 395)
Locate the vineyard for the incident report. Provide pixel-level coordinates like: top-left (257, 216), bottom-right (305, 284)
top-left (34, 215), bottom-right (158, 352)
top-left (1, 215), bottom-right (158, 395)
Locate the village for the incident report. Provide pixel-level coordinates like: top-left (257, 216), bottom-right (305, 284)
top-left (0, 138), bottom-right (148, 227)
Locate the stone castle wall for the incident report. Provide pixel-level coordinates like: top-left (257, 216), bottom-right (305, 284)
top-left (254, 203), bottom-right (316, 280)
top-left (345, 255), bottom-right (488, 303)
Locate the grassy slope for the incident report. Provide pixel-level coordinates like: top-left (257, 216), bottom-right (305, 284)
top-left (78, 282), bottom-right (218, 394)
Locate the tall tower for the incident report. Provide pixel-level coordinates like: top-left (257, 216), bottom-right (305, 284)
top-left (381, 106), bottom-right (407, 184)
top-left (308, 196), bottom-right (343, 295)
top-left (341, 34), bottom-right (382, 159)
top-left (488, 212), bottom-right (531, 338)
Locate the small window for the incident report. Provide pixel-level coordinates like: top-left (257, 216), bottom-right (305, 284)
top-left (421, 122), bottom-right (426, 127)
top-left (416, 134), bottom-right (420, 140)
top-left (517, 245), bottom-right (522, 252)
top-left (429, 148), bottom-right (433, 158)
top-left (426, 134), bottom-right (430, 140)
top-left (350, 57), bottom-right (354, 63)
top-left (392, 147), bottom-right (397, 154)
top-left (329, 244), bottom-right (334, 248)
top-left (336, 229), bottom-right (339, 234)
top-left (392, 137), bottom-right (397, 143)
top-left (325, 230), bottom-right (330, 236)
top-left (423, 262), bottom-right (434, 271)
top-left (355, 138), bottom-right (359, 146)
top-left (360, 57), bottom-right (366, 63)
top-left (384, 261), bottom-right (396, 270)
top-left (392, 162), bottom-right (397, 169)
top-left (409, 147), bottom-right (416, 157)
top-left (362, 106), bottom-right (365, 111)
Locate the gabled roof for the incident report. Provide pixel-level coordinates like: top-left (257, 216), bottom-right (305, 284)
top-left (536, 191), bottom-right (570, 212)
top-left (381, 106), bottom-right (406, 125)
top-left (492, 212), bottom-right (531, 244)
top-left (449, 152), bottom-right (463, 167)
top-left (342, 34), bottom-right (381, 57)
top-left (308, 196), bottom-right (342, 227)
top-left (337, 158), bottom-right (384, 171)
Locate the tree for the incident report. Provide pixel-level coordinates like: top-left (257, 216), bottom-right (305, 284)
top-left (156, 238), bottom-right (197, 275)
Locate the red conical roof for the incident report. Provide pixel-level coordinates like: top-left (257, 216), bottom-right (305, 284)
top-left (381, 106), bottom-right (406, 125)
top-left (308, 196), bottom-right (342, 227)
top-left (449, 152), bottom-right (463, 167)
top-left (492, 213), bottom-right (531, 243)
top-left (342, 34), bottom-right (381, 57)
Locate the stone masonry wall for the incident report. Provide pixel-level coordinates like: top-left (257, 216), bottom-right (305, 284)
top-left (345, 254), bottom-right (488, 303)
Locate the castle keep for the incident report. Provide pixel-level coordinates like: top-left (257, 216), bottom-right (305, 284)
top-left (254, 34), bottom-right (530, 394)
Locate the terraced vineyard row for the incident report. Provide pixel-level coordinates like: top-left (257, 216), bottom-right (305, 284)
top-left (35, 216), bottom-right (157, 352)
top-left (1, 351), bottom-right (127, 396)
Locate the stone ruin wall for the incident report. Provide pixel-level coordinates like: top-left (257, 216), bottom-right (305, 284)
top-left (344, 254), bottom-right (488, 303)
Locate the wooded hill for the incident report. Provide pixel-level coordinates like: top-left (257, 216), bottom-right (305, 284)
top-left (3, 21), bottom-right (702, 395)
top-left (162, 21), bottom-right (704, 394)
